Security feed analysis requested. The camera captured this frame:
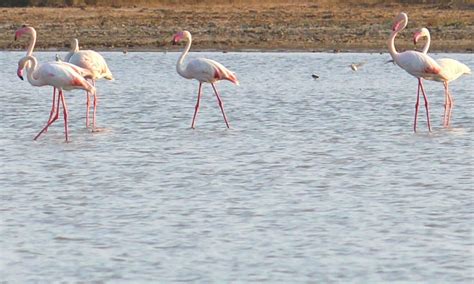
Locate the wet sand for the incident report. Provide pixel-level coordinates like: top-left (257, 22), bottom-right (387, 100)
top-left (1, 2), bottom-right (473, 52)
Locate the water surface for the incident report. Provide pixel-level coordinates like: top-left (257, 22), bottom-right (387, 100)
top-left (0, 52), bottom-right (473, 282)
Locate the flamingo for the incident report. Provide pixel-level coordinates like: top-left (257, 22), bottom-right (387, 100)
top-left (388, 12), bottom-right (449, 132)
top-left (172, 31), bottom-right (239, 129)
top-left (17, 55), bottom-right (95, 142)
top-left (413, 27), bottom-right (471, 127)
top-left (65, 38), bottom-right (113, 130)
top-left (14, 26), bottom-right (92, 132)
top-left (15, 25), bottom-right (57, 129)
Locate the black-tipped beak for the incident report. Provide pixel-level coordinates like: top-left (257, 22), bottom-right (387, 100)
top-left (17, 68), bottom-right (24, 80)
top-left (172, 40), bottom-right (177, 45)
top-left (14, 35), bottom-right (17, 41)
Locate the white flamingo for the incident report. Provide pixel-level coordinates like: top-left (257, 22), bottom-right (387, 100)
top-left (15, 26), bottom-right (92, 131)
top-left (172, 31), bottom-right (239, 129)
top-left (413, 27), bottom-right (471, 127)
top-left (65, 38), bottom-right (113, 130)
top-left (17, 55), bottom-right (95, 142)
top-left (388, 12), bottom-right (449, 132)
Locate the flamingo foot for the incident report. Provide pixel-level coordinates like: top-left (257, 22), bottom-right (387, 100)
top-left (91, 127), bottom-right (106, 133)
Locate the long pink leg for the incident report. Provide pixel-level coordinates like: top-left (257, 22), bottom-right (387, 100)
top-left (445, 82), bottom-right (454, 127)
top-left (45, 87), bottom-right (57, 133)
top-left (191, 82), bottom-right (203, 129)
top-left (86, 90), bottom-right (90, 128)
top-left (34, 89), bottom-right (61, 141)
top-left (414, 80), bottom-right (421, 133)
top-left (92, 80), bottom-right (97, 130)
top-left (60, 90), bottom-right (69, 142)
top-left (419, 78), bottom-right (432, 132)
top-left (443, 83), bottom-right (447, 127)
top-left (211, 83), bottom-right (230, 128)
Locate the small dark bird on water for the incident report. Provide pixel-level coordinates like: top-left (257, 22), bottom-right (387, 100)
top-left (312, 74), bottom-right (319, 79)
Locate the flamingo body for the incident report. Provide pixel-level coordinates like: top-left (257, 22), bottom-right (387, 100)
top-left (394, 51), bottom-right (445, 81)
top-left (436, 58), bottom-right (471, 82)
top-left (183, 58), bottom-right (239, 85)
top-left (22, 62), bottom-right (92, 91)
top-left (66, 49), bottom-right (113, 80)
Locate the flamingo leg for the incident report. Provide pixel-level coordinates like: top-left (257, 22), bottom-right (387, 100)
top-left (34, 88), bottom-right (61, 141)
top-left (45, 87), bottom-right (57, 133)
top-left (443, 82), bottom-right (449, 127)
top-left (60, 90), bottom-right (69, 142)
top-left (191, 82), bottom-right (202, 129)
top-left (414, 80), bottom-right (421, 133)
top-left (86, 90), bottom-right (90, 128)
top-left (211, 83), bottom-right (230, 128)
top-left (418, 78), bottom-right (432, 132)
top-left (445, 82), bottom-right (454, 127)
top-left (92, 80), bottom-right (97, 130)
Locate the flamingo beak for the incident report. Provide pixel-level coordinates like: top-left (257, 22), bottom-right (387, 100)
top-left (392, 22), bottom-right (399, 32)
top-left (14, 30), bottom-right (22, 41)
top-left (172, 33), bottom-right (184, 45)
top-left (172, 36), bottom-right (179, 45)
top-left (17, 68), bottom-right (24, 80)
top-left (413, 32), bottom-right (421, 45)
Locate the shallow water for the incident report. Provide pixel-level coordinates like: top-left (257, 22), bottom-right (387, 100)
top-left (0, 51), bottom-right (473, 282)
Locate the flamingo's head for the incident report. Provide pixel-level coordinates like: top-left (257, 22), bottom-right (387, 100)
top-left (17, 67), bottom-right (24, 80)
top-left (17, 56), bottom-right (32, 80)
top-left (413, 27), bottom-right (430, 45)
top-left (392, 12), bottom-right (408, 32)
top-left (14, 25), bottom-right (35, 41)
top-left (172, 31), bottom-right (191, 45)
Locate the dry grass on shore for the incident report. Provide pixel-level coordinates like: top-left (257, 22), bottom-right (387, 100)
top-left (1, 1), bottom-right (473, 52)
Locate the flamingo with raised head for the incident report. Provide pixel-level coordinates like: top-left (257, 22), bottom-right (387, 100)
top-left (172, 31), bottom-right (239, 129)
top-left (388, 12), bottom-right (449, 132)
top-left (17, 55), bottom-right (95, 142)
top-left (65, 38), bottom-right (113, 130)
top-left (413, 27), bottom-right (471, 127)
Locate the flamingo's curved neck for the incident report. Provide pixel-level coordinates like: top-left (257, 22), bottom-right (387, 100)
top-left (388, 15), bottom-right (408, 65)
top-left (25, 57), bottom-right (43, 87)
top-left (421, 32), bottom-right (431, 54)
top-left (388, 30), bottom-right (400, 61)
top-left (72, 39), bottom-right (79, 53)
top-left (65, 39), bottom-right (79, 62)
top-left (176, 34), bottom-right (192, 79)
top-left (26, 29), bottom-right (37, 56)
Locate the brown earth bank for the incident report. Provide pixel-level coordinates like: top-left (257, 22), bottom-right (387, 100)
top-left (1, 2), bottom-right (473, 53)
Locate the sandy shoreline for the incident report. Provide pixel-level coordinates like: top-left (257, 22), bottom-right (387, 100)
top-left (1, 3), bottom-right (473, 53)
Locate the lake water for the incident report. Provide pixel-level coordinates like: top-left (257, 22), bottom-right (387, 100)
top-left (0, 51), bottom-right (473, 282)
